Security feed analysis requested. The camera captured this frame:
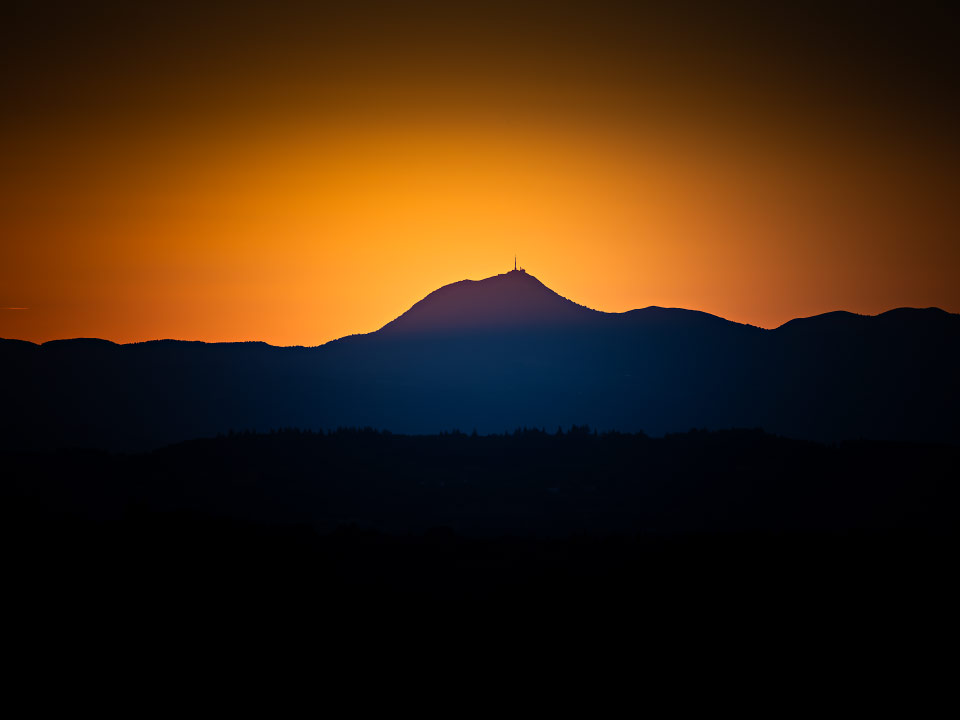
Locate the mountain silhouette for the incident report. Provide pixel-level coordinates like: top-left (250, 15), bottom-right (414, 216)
top-left (2, 269), bottom-right (958, 451)
top-left (379, 269), bottom-right (601, 333)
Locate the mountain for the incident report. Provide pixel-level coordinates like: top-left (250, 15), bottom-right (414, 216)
top-left (378, 269), bottom-right (601, 333)
top-left (2, 270), bottom-right (959, 451)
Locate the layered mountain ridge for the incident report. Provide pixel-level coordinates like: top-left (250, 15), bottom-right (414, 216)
top-left (2, 269), bottom-right (958, 451)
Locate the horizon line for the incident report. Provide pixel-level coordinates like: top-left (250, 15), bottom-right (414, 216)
top-left (2, 304), bottom-right (953, 349)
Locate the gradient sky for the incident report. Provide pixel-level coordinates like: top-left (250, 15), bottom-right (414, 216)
top-left (2, 1), bottom-right (958, 345)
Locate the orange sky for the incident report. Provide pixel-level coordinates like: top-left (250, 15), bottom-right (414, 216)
top-left (2, 2), bottom-right (958, 345)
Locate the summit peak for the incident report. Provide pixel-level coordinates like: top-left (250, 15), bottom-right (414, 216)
top-left (377, 269), bottom-right (599, 334)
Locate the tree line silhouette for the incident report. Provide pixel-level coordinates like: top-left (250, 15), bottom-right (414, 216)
top-left (6, 425), bottom-right (956, 535)
top-left (4, 426), bottom-right (956, 660)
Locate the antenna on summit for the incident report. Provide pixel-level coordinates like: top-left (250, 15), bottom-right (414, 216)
top-left (514, 255), bottom-right (517, 271)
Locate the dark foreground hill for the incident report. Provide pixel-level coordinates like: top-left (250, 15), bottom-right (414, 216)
top-left (2, 269), bottom-right (959, 450)
top-left (4, 429), bottom-right (956, 656)
top-left (7, 428), bottom-right (956, 536)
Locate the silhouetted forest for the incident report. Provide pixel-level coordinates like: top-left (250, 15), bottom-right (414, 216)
top-left (5, 427), bottom-right (956, 645)
top-left (7, 426), bottom-right (957, 535)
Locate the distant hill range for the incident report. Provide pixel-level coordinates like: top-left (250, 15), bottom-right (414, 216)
top-left (2, 268), bottom-right (959, 450)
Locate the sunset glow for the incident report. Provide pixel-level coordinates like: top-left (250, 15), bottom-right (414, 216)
top-left (2, 2), bottom-right (958, 345)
